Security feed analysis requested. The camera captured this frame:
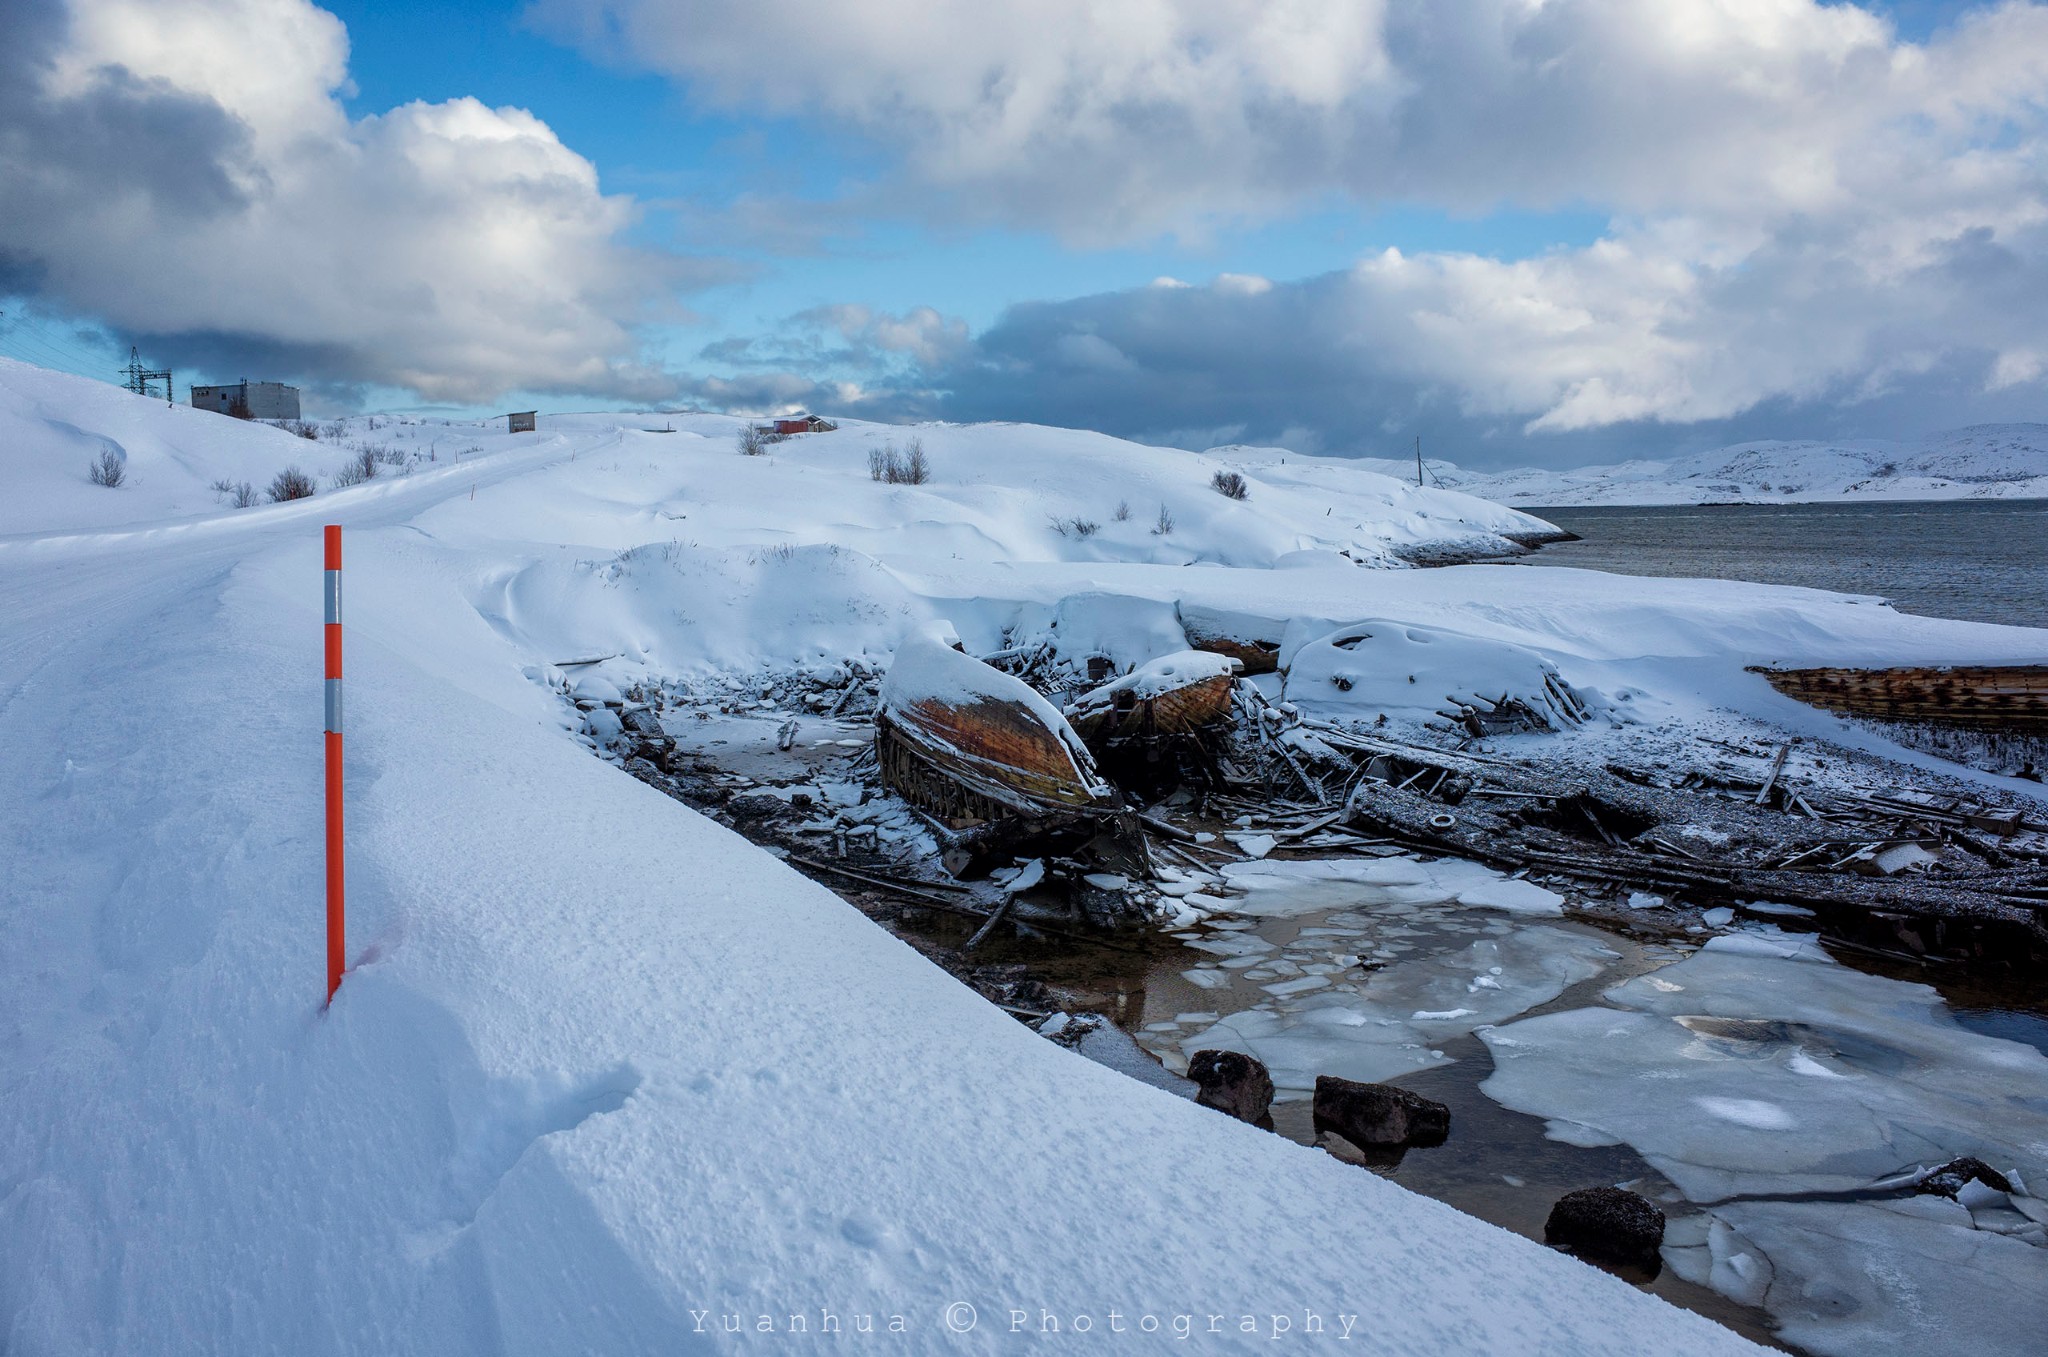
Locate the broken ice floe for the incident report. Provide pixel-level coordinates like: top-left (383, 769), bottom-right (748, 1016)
top-left (1172, 916), bottom-right (1618, 1095)
top-left (1219, 856), bottom-right (1567, 918)
top-left (1480, 928), bottom-right (2048, 1202)
top-left (1480, 925), bottom-right (2048, 1357)
top-left (1664, 1199), bottom-right (2048, 1357)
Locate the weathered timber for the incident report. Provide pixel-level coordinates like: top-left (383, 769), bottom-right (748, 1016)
top-left (1753, 663), bottom-right (2048, 730)
top-left (1066, 671), bottom-right (1238, 747)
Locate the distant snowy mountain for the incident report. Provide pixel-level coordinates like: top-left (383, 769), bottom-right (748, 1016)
top-left (1399, 425), bottom-right (2048, 506)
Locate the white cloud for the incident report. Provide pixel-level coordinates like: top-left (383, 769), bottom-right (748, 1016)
top-left (3, 0), bottom-right (694, 403)
top-left (536, 0), bottom-right (2048, 436)
top-left (532, 1), bottom-right (2048, 235)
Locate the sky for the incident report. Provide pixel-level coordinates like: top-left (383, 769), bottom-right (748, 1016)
top-left (2, 0), bottom-right (2044, 468)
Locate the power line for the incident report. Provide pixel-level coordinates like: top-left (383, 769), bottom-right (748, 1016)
top-left (8, 308), bottom-right (109, 367)
top-left (0, 330), bottom-right (100, 378)
top-left (0, 308), bottom-right (116, 379)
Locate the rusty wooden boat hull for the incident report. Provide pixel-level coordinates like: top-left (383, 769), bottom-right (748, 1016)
top-left (1067, 672), bottom-right (1238, 746)
top-left (1184, 630), bottom-right (1280, 675)
top-left (877, 703), bottom-right (1110, 823)
top-left (876, 630), bottom-right (1117, 825)
top-left (1750, 663), bottom-right (2048, 730)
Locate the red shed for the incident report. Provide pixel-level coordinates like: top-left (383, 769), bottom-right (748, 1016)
top-left (773, 414), bottom-right (836, 436)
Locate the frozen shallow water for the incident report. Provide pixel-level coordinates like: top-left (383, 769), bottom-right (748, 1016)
top-left (1481, 930), bottom-right (2048, 1204)
top-left (1093, 864), bottom-right (2048, 1357)
top-left (1476, 928), bottom-right (2048, 1355)
top-left (1174, 922), bottom-right (1618, 1093)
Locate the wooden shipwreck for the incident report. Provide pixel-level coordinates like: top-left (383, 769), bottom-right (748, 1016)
top-left (1752, 664), bottom-right (2048, 730)
top-left (1064, 651), bottom-right (1242, 748)
top-left (876, 629), bottom-right (1117, 827)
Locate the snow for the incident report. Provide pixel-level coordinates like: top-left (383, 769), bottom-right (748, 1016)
top-left (1284, 620), bottom-right (1584, 729)
top-left (1418, 424), bottom-right (2048, 506)
top-left (0, 361), bottom-right (1776, 1354)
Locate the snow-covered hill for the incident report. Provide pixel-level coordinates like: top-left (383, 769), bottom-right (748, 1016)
top-left (1320, 426), bottom-right (2048, 506)
top-left (5, 357), bottom-right (2045, 1354)
top-left (0, 356), bottom-right (1557, 561)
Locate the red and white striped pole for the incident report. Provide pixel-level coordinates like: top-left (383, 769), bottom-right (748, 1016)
top-left (324, 525), bottom-right (345, 1003)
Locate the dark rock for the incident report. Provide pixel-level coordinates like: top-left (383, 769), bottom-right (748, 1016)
top-left (620, 706), bottom-right (665, 737)
top-left (1187, 1050), bottom-right (1275, 1123)
top-left (726, 793), bottom-right (786, 822)
top-left (1311, 1076), bottom-right (1450, 1149)
top-left (1917, 1157), bottom-right (2013, 1198)
top-left (1544, 1186), bottom-right (1666, 1273)
top-left (789, 792), bottom-right (815, 811)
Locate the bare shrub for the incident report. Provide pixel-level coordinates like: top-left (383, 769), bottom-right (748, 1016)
top-left (1050, 516), bottom-right (1100, 538)
top-left (1210, 469), bottom-right (1250, 500)
top-left (331, 445), bottom-right (379, 488)
top-left (209, 477), bottom-right (235, 498)
top-left (1113, 499), bottom-right (1132, 522)
top-left (1152, 503), bottom-right (1176, 535)
top-left (901, 437), bottom-right (930, 485)
top-left (230, 481), bottom-right (259, 508)
top-left (281, 420), bottom-right (319, 440)
top-left (267, 466), bottom-right (316, 502)
top-left (870, 440), bottom-right (932, 484)
top-left (738, 423), bottom-right (769, 456)
top-left (87, 448), bottom-right (125, 487)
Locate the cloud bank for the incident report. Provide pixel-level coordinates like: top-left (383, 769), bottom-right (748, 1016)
top-left (2, 0), bottom-right (694, 403)
top-left (545, 0), bottom-right (2048, 453)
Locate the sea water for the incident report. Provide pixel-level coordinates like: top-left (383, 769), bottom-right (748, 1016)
top-left (1517, 500), bottom-right (2048, 630)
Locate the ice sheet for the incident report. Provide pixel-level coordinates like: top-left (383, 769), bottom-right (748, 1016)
top-left (1222, 856), bottom-right (1567, 917)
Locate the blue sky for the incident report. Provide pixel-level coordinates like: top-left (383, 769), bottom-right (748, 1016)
top-left (2, 0), bottom-right (2041, 467)
top-left (323, 0), bottom-right (1614, 405)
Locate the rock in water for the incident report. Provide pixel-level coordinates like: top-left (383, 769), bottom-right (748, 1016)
top-left (1915, 1156), bottom-right (2013, 1199)
top-left (1311, 1076), bottom-right (1450, 1149)
top-left (1188, 1050), bottom-right (1275, 1123)
top-left (1544, 1186), bottom-right (1666, 1273)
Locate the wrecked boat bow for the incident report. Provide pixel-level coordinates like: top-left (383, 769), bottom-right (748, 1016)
top-left (875, 628), bottom-right (1148, 877)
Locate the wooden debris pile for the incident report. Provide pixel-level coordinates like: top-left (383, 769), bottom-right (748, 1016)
top-left (1192, 697), bottom-right (2048, 957)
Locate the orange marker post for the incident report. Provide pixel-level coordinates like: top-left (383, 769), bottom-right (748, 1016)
top-left (324, 525), bottom-right (345, 1003)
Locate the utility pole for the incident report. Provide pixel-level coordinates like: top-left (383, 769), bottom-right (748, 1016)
top-left (121, 345), bottom-right (174, 405)
top-left (1416, 435), bottom-right (1424, 488)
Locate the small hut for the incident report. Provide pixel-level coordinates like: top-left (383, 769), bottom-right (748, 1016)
top-left (773, 414), bottom-right (836, 436)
